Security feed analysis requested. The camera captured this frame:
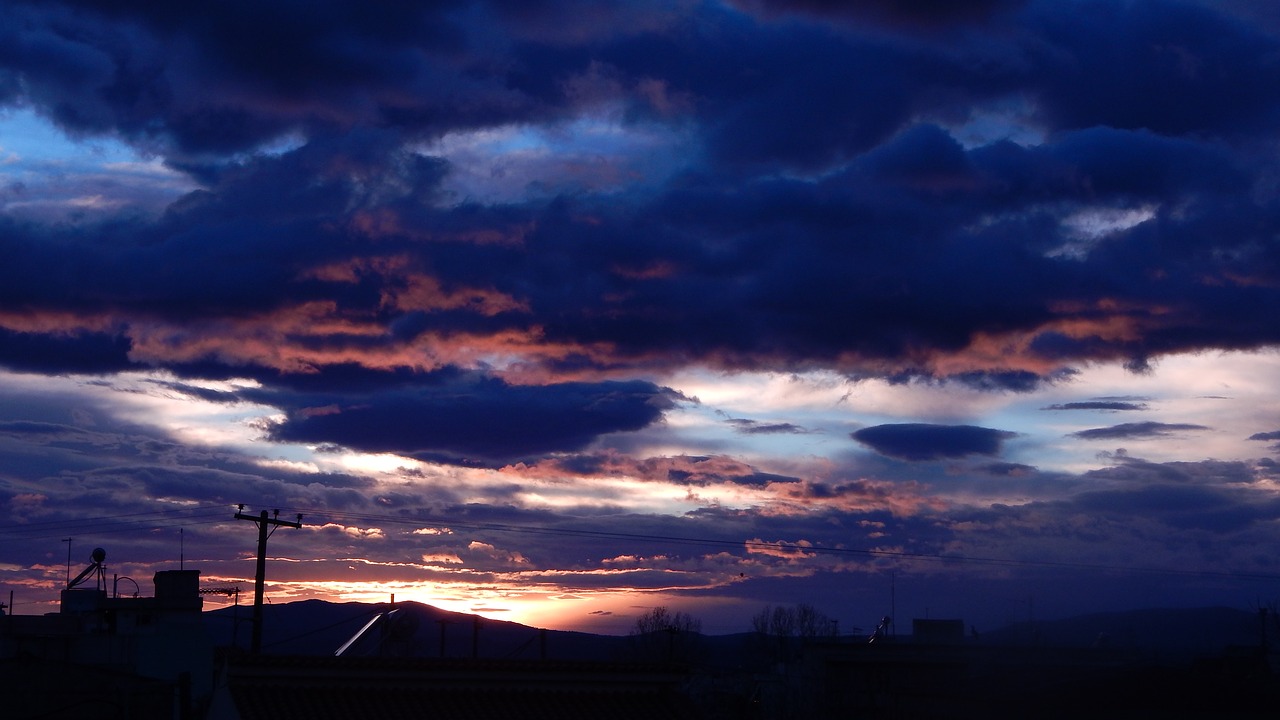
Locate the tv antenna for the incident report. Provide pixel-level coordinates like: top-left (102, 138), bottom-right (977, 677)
top-left (62, 538), bottom-right (72, 587)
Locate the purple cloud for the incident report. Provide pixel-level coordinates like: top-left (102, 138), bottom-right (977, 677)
top-left (851, 423), bottom-right (1016, 461)
top-left (1043, 401), bottom-right (1149, 411)
top-left (1071, 422), bottom-right (1209, 440)
top-left (259, 375), bottom-right (677, 467)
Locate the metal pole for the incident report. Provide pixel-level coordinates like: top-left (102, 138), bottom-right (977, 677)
top-left (62, 538), bottom-right (72, 588)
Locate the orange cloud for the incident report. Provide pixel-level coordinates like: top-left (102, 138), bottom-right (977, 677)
top-left (744, 538), bottom-right (816, 560)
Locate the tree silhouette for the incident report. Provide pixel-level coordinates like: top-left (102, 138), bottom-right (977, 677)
top-left (751, 603), bottom-right (838, 662)
top-left (751, 603), bottom-right (836, 639)
top-left (628, 606), bottom-right (702, 663)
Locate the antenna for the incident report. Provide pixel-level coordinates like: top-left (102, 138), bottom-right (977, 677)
top-left (62, 538), bottom-right (72, 587)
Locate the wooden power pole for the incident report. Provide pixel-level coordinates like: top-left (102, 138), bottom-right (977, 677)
top-left (235, 506), bottom-right (302, 653)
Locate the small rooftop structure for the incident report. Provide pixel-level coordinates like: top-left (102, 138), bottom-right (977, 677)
top-left (0, 549), bottom-right (215, 719)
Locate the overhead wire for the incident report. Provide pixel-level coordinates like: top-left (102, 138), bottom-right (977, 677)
top-left (0, 505), bottom-right (235, 543)
top-left (290, 506), bottom-right (1280, 583)
top-left (6, 502), bottom-right (1280, 584)
top-left (0, 504), bottom-right (230, 533)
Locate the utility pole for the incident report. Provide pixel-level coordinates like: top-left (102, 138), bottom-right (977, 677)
top-left (234, 505), bottom-right (302, 653)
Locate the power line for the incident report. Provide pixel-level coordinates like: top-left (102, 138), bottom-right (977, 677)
top-left (0, 505), bottom-right (231, 541)
top-left (0, 504), bottom-right (229, 533)
top-left (0, 514), bottom-right (233, 542)
top-left (6, 502), bottom-right (1279, 586)
top-left (291, 506), bottom-right (1280, 584)
top-left (261, 604), bottom-right (385, 650)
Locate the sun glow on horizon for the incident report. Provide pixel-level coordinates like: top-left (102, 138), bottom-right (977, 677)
top-left (269, 579), bottom-right (683, 634)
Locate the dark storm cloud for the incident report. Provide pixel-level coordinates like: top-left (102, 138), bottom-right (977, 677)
top-left (726, 418), bottom-right (806, 435)
top-left (1042, 401), bottom-right (1149, 411)
top-left (0, 328), bottom-right (137, 375)
top-left (1070, 422), bottom-right (1209, 440)
top-left (0, 0), bottom-right (527, 154)
top-left (0, 131), bottom-right (466, 323)
top-left (515, 135), bottom-right (1162, 371)
top-left (585, 121), bottom-right (1269, 372)
top-left (1025, 1), bottom-right (1280, 138)
top-left (947, 371), bottom-right (1059, 393)
top-left (1083, 456), bottom-right (1260, 486)
top-left (851, 423), bottom-right (1016, 461)
top-left (979, 462), bottom-right (1036, 477)
top-left (1249, 430), bottom-right (1280, 452)
top-left (1, 2), bottom-right (1280, 393)
top-left (1070, 483), bottom-right (1280, 533)
top-left (729, 0), bottom-right (1027, 30)
top-left (257, 374), bottom-right (677, 467)
top-left (2, 0), bottom-right (1271, 168)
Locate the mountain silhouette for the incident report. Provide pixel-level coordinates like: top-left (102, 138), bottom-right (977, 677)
top-left (205, 599), bottom-right (1276, 667)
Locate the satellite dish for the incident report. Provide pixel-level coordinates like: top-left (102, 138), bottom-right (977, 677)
top-left (67, 548), bottom-right (108, 589)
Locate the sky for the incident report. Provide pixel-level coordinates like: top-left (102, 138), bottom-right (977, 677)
top-left (2, 0), bottom-right (1280, 638)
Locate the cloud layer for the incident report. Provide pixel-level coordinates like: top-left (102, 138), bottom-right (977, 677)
top-left (2, 0), bottom-right (1280, 634)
